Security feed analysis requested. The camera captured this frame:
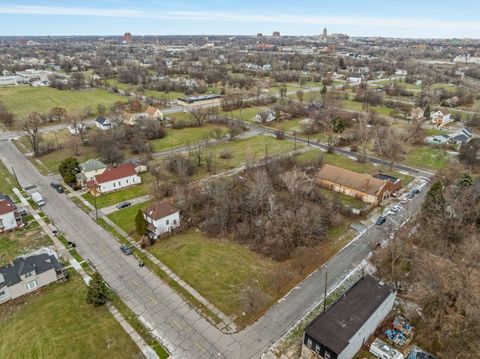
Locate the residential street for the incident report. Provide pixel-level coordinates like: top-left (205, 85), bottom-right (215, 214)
top-left (0, 137), bottom-right (429, 358)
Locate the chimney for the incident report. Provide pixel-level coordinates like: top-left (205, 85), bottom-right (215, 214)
top-left (169, 197), bottom-right (174, 205)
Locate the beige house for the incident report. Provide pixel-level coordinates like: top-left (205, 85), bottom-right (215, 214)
top-left (76, 159), bottom-right (107, 187)
top-left (145, 106), bottom-right (164, 120)
top-left (0, 251), bottom-right (65, 304)
top-left (316, 164), bottom-right (389, 205)
top-left (410, 107), bottom-right (424, 121)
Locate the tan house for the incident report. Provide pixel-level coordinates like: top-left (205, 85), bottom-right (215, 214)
top-left (316, 164), bottom-right (390, 205)
top-left (145, 106), bottom-right (164, 120)
top-left (409, 107), bottom-right (424, 121)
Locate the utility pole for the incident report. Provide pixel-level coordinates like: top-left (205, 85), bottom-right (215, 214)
top-left (11, 166), bottom-right (20, 188)
top-left (323, 271), bottom-right (328, 311)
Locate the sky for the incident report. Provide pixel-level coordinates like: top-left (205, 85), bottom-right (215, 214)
top-left (1, 1), bottom-right (480, 38)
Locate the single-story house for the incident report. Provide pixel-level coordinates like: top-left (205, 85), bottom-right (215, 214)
top-left (0, 195), bottom-right (19, 232)
top-left (87, 163), bottom-right (141, 196)
top-left (425, 134), bottom-right (450, 145)
top-left (95, 116), bottom-right (113, 131)
top-left (431, 109), bottom-right (452, 127)
top-left (347, 76), bottom-right (363, 84)
top-left (425, 128), bottom-right (474, 146)
top-left (145, 106), bottom-right (164, 121)
top-left (316, 164), bottom-right (391, 205)
top-left (76, 159), bottom-right (107, 187)
top-left (66, 123), bottom-right (87, 135)
top-left (302, 275), bottom-right (396, 359)
top-left (373, 173), bottom-right (402, 194)
top-left (409, 107), bottom-right (424, 121)
top-left (124, 112), bottom-right (149, 126)
top-left (255, 109), bottom-right (276, 123)
top-left (0, 251), bottom-right (65, 304)
top-left (144, 201), bottom-right (180, 238)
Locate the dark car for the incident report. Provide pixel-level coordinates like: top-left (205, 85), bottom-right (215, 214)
top-left (120, 244), bottom-right (133, 255)
top-left (116, 201), bottom-right (132, 209)
top-left (375, 216), bottom-right (387, 225)
top-left (56, 186), bottom-right (64, 193)
top-left (412, 188), bottom-right (421, 195)
top-left (50, 181), bottom-right (60, 189)
top-left (406, 193), bottom-right (415, 199)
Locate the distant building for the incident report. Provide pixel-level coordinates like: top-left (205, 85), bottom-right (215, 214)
top-left (177, 94), bottom-right (222, 108)
top-left (255, 109), bottom-right (276, 123)
top-left (0, 251), bottom-right (65, 304)
top-left (0, 75), bottom-right (17, 87)
top-left (431, 109), bottom-right (452, 127)
top-left (302, 275), bottom-right (396, 359)
top-left (145, 106), bottom-right (164, 120)
top-left (272, 31), bottom-right (280, 38)
top-left (95, 116), bottom-right (113, 131)
top-left (409, 107), bottom-right (425, 121)
top-left (124, 32), bottom-right (132, 44)
top-left (322, 27), bottom-right (328, 39)
top-left (76, 159), bottom-right (107, 187)
top-left (144, 201), bottom-right (180, 238)
top-left (256, 33), bottom-right (263, 38)
top-left (0, 195), bottom-right (20, 232)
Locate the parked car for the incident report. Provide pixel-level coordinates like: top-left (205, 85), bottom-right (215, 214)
top-left (376, 216), bottom-right (387, 225)
top-left (56, 186), bottom-right (64, 193)
top-left (400, 197), bottom-right (409, 205)
top-left (67, 241), bottom-right (76, 248)
top-left (391, 205), bottom-right (402, 213)
top-left (120, 244), bottom-right (133, 255)
top-left (50, 181), bottom-right (60, 189)
top-left (116, 201), bottom-right (132, 209)
top-left (412, 188), bottom-right (421, 195)
top-left (406, 193), bottom-right (415, 199)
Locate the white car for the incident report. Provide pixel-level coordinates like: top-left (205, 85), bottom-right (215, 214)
top-left (391, 205), bottom-right (402, 213)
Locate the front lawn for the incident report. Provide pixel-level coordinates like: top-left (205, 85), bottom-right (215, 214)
top-left (0, 273), bottom-right (140, 359)
top-left (403, 146), bottom-right (450, 171)
top-left (83, 173), bottom-right (153, 208)
top-left (107, 202), bottom-right (150, 235)
top-left (221, 106), bottom-right (269, 122)
top-left (150, 125), bottom-right (227, 152)
top-left (0, 158), bottom-right (18, 198)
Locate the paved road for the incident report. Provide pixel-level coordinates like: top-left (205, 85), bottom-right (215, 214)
top-left (0, 136), bottom-right (430, 358)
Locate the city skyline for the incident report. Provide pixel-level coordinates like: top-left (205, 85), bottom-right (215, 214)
top-left (2, 0), bottom-right (480, 38)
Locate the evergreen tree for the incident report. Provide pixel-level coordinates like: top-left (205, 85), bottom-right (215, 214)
top-left (135, 209), bottom-right (148, 235)
top-left (86, 272), bottom-right (109, 306)
top-left (422, 180), bottom-right (445, 216)
top-left (58, 157), bottom-right (79, 184)
top-left (424, 104), bottom-right (431, 121)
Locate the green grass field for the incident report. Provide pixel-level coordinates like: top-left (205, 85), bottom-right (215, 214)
top-left (0, 158), bottom-right (18, 198)
top-left (403, 146), bottom-right (450, 170)
top-left (107, 202), bottom-right (150, 235)
top-left (0, 273), bottom-right (140, 359)
top-left (106, 79), bottom-right (185, 100)
top-left (0, 86), bottom-right (125, 119)
top-left (150, 125), bottom-right (227, 152)
top-left (221, 106), bottom-right (268, 122)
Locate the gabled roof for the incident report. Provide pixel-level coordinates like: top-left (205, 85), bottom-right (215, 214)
top-left (79, 159), bottom-right (107, 173)
top-left (145, 106), bottom-right (159, 116)
top-left (144, 201), bottom-right (179, 221)
top-left (0, 199), bottom-right (15, 216)
top-left (94, 163), bottom-right (137, 184)
top-left (305, 275), bottom-right (395, 354)
top-left (95, 116), bottom-right (111, 125)
top-left (0, 253), bottom-right (62, 289)
top-left (316, 164), bottom-right (386, 196)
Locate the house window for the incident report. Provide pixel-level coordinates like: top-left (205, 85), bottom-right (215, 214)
top-left (25, 280), bottom-right (38, 290)
top-left (113, 183), bottom-right (116, 188)
top-left (118, 181), bottom-right (121, 186)
top-left (306, 338), bottom-right (312, 348)
top-left (173, 219), bottom-right (177, 225)
top-left (324, 351), bottom-right (331, 359)
top-left (126, 179), bottom-right (129, 184)
top-left (166, 219), bottom-right (169, 225)
top-left (315, 344), bottom-right (321, 354)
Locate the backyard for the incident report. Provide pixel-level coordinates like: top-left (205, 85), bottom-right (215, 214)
top-left (0, 273), bottom-right (141, 359)
top-left (403, 146), bottom-right (450, 171)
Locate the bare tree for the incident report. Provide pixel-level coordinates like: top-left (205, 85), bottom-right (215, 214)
top-left (23, 112), bottom-right (43, 156)
top-left (190, 143), bottom-right (206, 167)
top-left (190, 107), bottom-right (217, 127)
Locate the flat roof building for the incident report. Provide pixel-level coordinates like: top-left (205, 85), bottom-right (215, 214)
top-left (177, 94), bottom-right (222, 108)
top-left (302, 275), bottom-right (396, 359)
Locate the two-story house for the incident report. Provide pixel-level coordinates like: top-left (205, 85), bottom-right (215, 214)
top-left (145, 106), bottom-right (164, 121)
top-left (95, 116), bottom-right (113, 131)
top-left (87, 163), bottom-right (141, 195)
top-left (431, 109), bottom-right (452, 127)
top-left (0, 252), bottom-right (65, 304)
top-left (76, 159), bottom-right (107, 187)
top-left (144, 201), bottom-right (180, 238)
top-left (0, 195), bottom-right (19, 232)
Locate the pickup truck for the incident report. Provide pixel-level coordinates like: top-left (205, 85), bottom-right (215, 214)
top-left (31, 192), bottom-right (45, 206)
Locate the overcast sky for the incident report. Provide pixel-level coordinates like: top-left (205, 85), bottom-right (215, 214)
top-left (1, 1), bottom-right (480, 38)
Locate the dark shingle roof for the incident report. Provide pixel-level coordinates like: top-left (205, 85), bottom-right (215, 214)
top-left (305, 275), bottom-right (395, 354)
top-left (0, 253), bottom-right (62, 289)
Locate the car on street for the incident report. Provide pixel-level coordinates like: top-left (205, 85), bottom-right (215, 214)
top-left (406, 193), bottom-right (415, 199)
top-left (376, 216), bottom-right (387, 225)
top-left (116, 201), bottom-right (132, 209)
top-left (391, 205), bottom-right (402, 213)
top-left (120, 244), bottom-right (133, 255)
top-left (56, 186), bottom-right (64, 193)
top-left (50, 181), bottom-right (60, 189)
top-left (400, 197), bottom-right (409, 205)
top-left (412, 188), bottom-right (421, 195)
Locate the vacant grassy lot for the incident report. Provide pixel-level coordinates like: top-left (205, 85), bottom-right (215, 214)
top-left (341, 99), bottom-right (393, 116)
top-left (0, 159), bottom-right (18, 198)
top-left (222, 106), bottom-right (269, 122)
top-left (150, 125), bottom-right (227, 152)
top-left (0, 220), bottom-right (52, 266)
top-left (108, 202), bottom-right (150, 235)
top-left (83, 173), bottom-right (154, 209)
top-left (106, 79), bottom-right (185, 101)
top-left (403, 146), bottom-right (450, 171)
top-left (0, 86), bottom-right (125, 120)
top-left (0, 273), bottom-right (140, 359)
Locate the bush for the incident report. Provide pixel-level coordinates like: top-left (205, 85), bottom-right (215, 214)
top-left (219, 150), bottom-right (232, 159)
top-left (58, 157), bottom-right (79, 184)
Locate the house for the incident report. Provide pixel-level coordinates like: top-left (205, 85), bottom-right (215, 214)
top-left (177, 94), bottom-right (223, 108)
top-left (373, 174), bottom-right (402, 194)
top-left (395, 69), bottom-right (408, 76)
top-left (347, 77), bottom-right (363, 84)
top-left (316, 164), bottom-right (392, 205)
top-left (449, 128), bottom-right (474, 145)
top-left (66, 123), bottom-right (86, 135)
top-left (143, 201), bottom-right (180, 238)
top-left (95, 116), bottom-right (113, 131)
top-left (0, 196), bottom-right (19, 232)
top-left (145, 106), bottom-right (164, 121)
top-left (431, 109), bottom-right (452, 127)
top-left (409, 107), bottom-right (424, 121)
top-left (87, 163), bottom-right (141, 195)
top-left (301, 275), bottom-right (396, 359)
top-left (425, 134), bottom-right (449, 145)
top-left (0, 251), bottom-right (65, 304)
top-left (125, 112), bottom-right (149, 126)
top-left (76, 159), bottom-right (107, 187)
top-left (255, 109), bottom-right (276, 123)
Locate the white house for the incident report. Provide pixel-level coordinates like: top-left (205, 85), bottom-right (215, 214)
top-left (431, 109), bottom-right (452, 127)
top-left (144, 201), bottom-right (180, 237)
top-left (0, 198), bottom-right (18, 232)
top-left (0, 251), bottom-right (65, 304)
top-left (95, 116), bottom-right (113, 131)
top-left (347, 76), bottom-right (363, 84)
top-left (87, 163), bottom-right (141, 195)
top-left (255, 109), bottom-right (276, 123)
top-left (145, 106), bottom-right (164, 120)
top-left (66, 123), bottom-right (87, 135)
